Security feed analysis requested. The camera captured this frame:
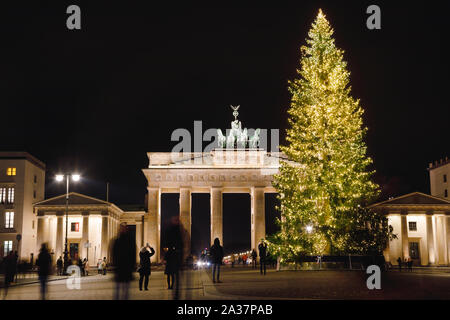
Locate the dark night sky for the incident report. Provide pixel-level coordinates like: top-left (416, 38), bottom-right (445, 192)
top-left (1, 2), bottom-right (449, 253)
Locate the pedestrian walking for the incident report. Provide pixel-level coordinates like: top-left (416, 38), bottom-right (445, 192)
top-left (396, 257), bottom-right (402, 271)
top-left (83, 258), bottom-right (89, 276)
top-left (102, 257), bottom-right (107, 275)
top-left (164, 215), bottom-right (184, 300)
top-left (78, 258), bottom-right (84, 276)
top-left (242, 254), bottom-right (248, 266)
top-left (56, 256), bottom-right (63, 276)
top-left (2, 251), bottom-right (16, 299)
top-left (164, 246), bottom-right (180, 290)
top-left (97, 259), bottom-right (103, 274)
top-left (36, 243), bottom-right (52, 300)
top-left (209, 238), bottom-right (224, 283)
top-left (230, 254), bottom-right (235, 268)
top-left (251, 249), bottom-right (257, 269)
top-left (112, 223), bottom-right (136, 300)
top-left (407, 257), bottom-right (413, 272)
top-left (138, 245), bottom-right (155, 291)
top-left (258, 239), bottom-right (268, 275)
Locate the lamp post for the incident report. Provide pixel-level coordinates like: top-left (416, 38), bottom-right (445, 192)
top-left (56, 173), bottom-right (80, 274)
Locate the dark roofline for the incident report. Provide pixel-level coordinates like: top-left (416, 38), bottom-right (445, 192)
top-left (428, 157), bottom-right (449, 171)
top-left (370, 191), bottom-right (450, 208)
top-left (0, 152), bottom-right (46, 170)
top-left (117, 204), bottom-right (146, 212)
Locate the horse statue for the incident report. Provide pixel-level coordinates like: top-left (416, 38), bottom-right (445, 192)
top-left (217, 129), bottom-right (226, 148)
top-left (237, 128), bottom-right (248, 148)
top-left (226, 133), bottom-right (235, 149)
top-left (248, 128), bottom-right (260, 148)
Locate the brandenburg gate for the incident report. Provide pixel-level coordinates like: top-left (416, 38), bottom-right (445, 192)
top-left (142, 106), bottom-right (285, 262)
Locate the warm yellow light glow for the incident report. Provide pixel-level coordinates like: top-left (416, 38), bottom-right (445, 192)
top-left (6, 168), bottom-right (16, 176)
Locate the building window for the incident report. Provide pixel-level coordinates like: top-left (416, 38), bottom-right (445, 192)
top-left (408, 221), bottom-right (417, 231)
top-left (3, 240), bottom-right (13, 256)
top-left (444, 174), bottom-right (447, 183)
top-left (32, 220), bottom-right (35, 229)
top-left (445, 189), bottom-right (448, 198)
top-left (5, 212), bottom-right (14, 229)
top-left (7, 188), bottom-right (14, 204)
top-left (0, 188), bottom-right (5, 204)
top-left (34, 175), bottom-right (37, 183)
top-left (33, 190), bottom-right (36, 199)
top-left (6, 168), bottom-right (16, 176)
top-left (71, 222), bottom-right (79, 232)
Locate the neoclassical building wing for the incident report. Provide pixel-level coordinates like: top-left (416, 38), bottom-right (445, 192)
top-left (371, 192), bottom-right (450, 266)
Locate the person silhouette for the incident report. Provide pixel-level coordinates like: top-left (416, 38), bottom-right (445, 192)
top-left (258, 239), bottom-right (268, 275)
top-left (138, 245), bottom-right (155, 291)
top-left (112, 223), bottom-right (136, 300)
top-left (209, 238), bottom-right (224, 283)
top-left (36, 243), bottom-right (52, 300)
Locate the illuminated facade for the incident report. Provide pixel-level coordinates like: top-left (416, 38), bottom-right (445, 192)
top-left (429, 158), bottom-right (449, 200)
top-left (0, 152), bottom-right (45, 261)
top-left (142, 150), bottom-right (284, 262)
top-left (34, 193), bottom-right (126, 266)
top-left (372, 194), bottom-right (450, 267)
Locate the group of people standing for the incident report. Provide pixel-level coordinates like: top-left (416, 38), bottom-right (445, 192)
top-left (229, 240), bottom-right (269, 274)
top-left (2, 219), bottom-right (271, 300)
top-left (113, 216), bottom-right (185, 299)
top-left (2, 244), bottom-right (52, 300)
top-left (208, 238), bottom-right (269, 284)
top-left (397, 257), bottom-right (413, 271)
top-left (56, 256), bottom-right (90, 276)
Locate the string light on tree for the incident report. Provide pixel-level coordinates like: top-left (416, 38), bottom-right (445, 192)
top-left (268, 9), bottom-right (391, 262)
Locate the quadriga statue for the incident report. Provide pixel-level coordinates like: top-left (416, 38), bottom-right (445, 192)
top-left (216, 105), bottom-right (260, 149)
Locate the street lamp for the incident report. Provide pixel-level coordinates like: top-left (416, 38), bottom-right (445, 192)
top-left (55, 173), bottom-right (81, 274)
top-left (306, 225), bottom-right (313, 233)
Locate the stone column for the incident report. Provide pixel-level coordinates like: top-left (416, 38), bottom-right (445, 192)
top-left (251, 186), bottom-right (266, 253)
top-left (447, 215), bottom-right (450, 266)
top-left (108, 216), bottom-right (112, 243)
top-left (179, 188), bottom-right (192, 260)
top-left (147, 187), bottom-right (161, 263)
top-left (82, 212), bottom-right (89, 260)
top-left (55, 213), bottom-right (64, 259)
top-left (437, 215), bottom-right (448, 265)
top-left (101, 214), bottom-right (109, 261)
top-left (111, 216), bottom-right (116, 239)
top-left (426, 214), bottom-right (436, 265)
top-left (136, 221), bottom-right (142, 261)
top-left (36, 216), bottom-right (45, 253)
top-left (401, 214), bottom-right (409, 260)
top-left (210, 187), bottom-right (223, 246)
top-left (141, 215), bottom-right (145, 248)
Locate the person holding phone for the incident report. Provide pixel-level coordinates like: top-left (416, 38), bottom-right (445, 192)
top-left (138, 244), bottom-right (155, 291)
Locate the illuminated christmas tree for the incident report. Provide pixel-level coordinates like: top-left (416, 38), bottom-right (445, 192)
top-left (270, 9), bottom-right (387, 262)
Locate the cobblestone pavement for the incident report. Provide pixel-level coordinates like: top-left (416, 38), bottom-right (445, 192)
top-left (205, 267), bottom-right (450, 299)
top-left (0, 274), bottom-right (68, 288)
top-left (2, 267), bottom-right (450, 300)
top-left (1, 270), bottom-right (205, 300)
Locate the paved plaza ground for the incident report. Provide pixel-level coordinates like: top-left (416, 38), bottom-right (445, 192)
top-left (1, 266), bottom-right (450, 300)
